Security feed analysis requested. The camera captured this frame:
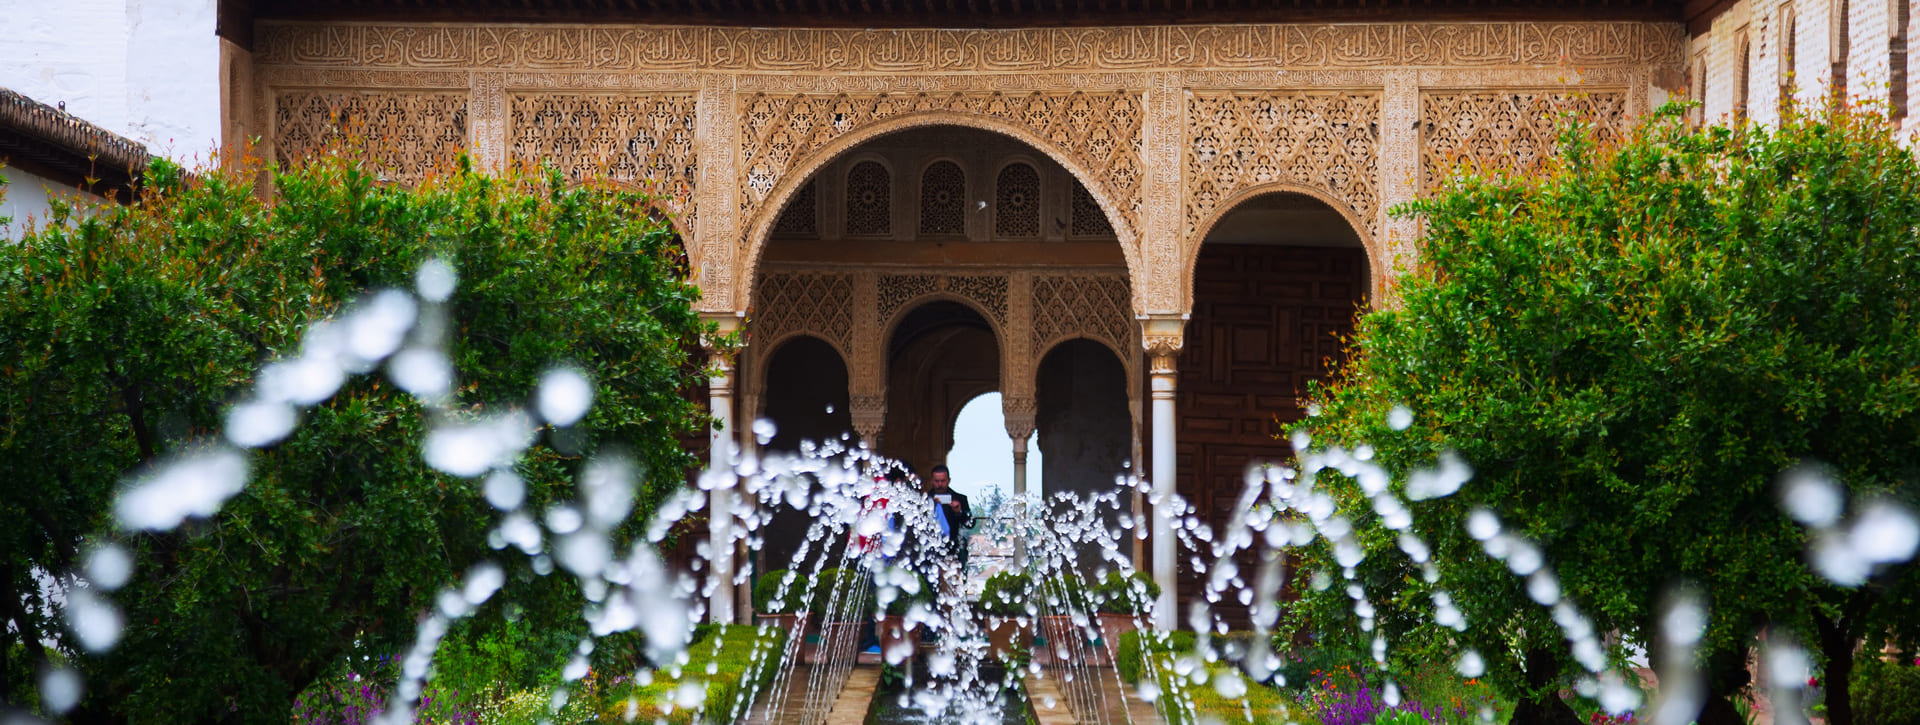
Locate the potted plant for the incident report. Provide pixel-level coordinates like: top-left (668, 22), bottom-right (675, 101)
top-left (979, 571), bottom-right (1033, 663)
top-left (874, 571), bottom-right (930, 665)
top-left (752, 569), bottom-right (813, 662)
top-left (1093, 571), bottom-right (1159, 665)
top-left (806, 567), bottom-right (867, 664)
top-left (1036, 573), bottom-right (1093, 665)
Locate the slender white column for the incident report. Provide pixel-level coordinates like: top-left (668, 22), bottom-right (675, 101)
top-left (1005, 399), bottom-right (1036, 571)
top-left (708, 358), bottom-right (737, 624)
top-left (1149, 363), bottom-right (1177, 630)
top-left (1011, 436), bottom-right (1029, 569)
top-left (1140, 315), bottom-right (1186, 631)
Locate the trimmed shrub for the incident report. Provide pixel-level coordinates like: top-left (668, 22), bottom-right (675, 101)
top-left (811, 568), bottom-right (868, 621)
top-left (1114, 630), bottom-right (1195, 684)
top-left (979, 571), bottom-right (1033, 617)
top-left (752, 570), bottom-right (812, 615)
top-left (1851, 660), bottom-right (1920, 725)
top-left (1095, 572), bottom-right (1160, 615)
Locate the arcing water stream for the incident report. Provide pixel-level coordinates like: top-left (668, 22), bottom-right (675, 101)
top-left (26, 259), bottom-right (1920, 725)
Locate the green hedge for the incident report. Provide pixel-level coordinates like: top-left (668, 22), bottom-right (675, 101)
top-left (1094, 572), bottom-right (1160, 615)
top-left (1851, 660), bottom-right (1920, 725)
top-left (1114, 630), bottom-right (1195, 684)
top-left (980, 571), bottom-right (1032, 617)
top-left (597, 624), bottom-right (787, 724)
top-left (752, 569), bottom-right (812, 615)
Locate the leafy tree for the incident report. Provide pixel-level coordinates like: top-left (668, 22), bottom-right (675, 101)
top-left (1293, 105), bottom-right (1920, 725)
top-left (0, 154), bottom-right (713, 723)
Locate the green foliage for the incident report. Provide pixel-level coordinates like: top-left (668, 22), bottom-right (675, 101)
top-left (753, 569), bottom-right (813, 615)
top-left (1850, 660), bottom-right (1920, 725)
top-left (1038, 573), bottom-right (1091, 614)
top-left (1295, 104), bottom-right (1920, 711)
top-left (1114, 629), bottom-right (1195, 684)
top-left (1142, 654), bottom-right (1296, 725)
top-left (811, 568), bottom-right (867, 621)
top-left (0, 155), bottom-right (713, 722)
top-left (595, 624), bottom-right (787, 724)
top-left (1372, 710), bottom-right (1429, 725)
top-left (979, 571), bottom-right (1033, 617)
top-left (1094, 571), bottom-right (1160, 615)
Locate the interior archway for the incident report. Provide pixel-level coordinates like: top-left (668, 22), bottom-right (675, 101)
top-left (1037, 338), bottom-right (1132, 573)
top-left (1174, 190), bottom-right (1370, 624)
top-left (755, 334), bottom-right (853, 577)
top-left (882, 300), bottom-right (1000, 471)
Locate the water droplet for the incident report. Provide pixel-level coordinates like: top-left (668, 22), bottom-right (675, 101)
top-left (1779, 464), bottom-right (1844, 528)
top-left (345, 289), bottom-right (418, 363)
top-left (40, 667), bottom-right (81, 714)
top-left (258, 354), bottom-right (345, 407)
top-left (66, 588), bottom-right (122, 653)
top-left (535, 367), bottom-right (594, 426)
top-left (1387, 405), bottom-right (1413, 431)
top-left (484, 471), bottom-right (526, 511)
top-left (416, 258), bottom-right (457, 302)
top-left (388, 348), bottom-right (453, 399)
top-left (85, 544), bottom-right (133, 591)
top-left (226, 399), bottom-right (297, 448)
top-left (1766, 643), bottom-right (1810, 689)
top-left (1383, 680), bottom-right (1400, 707)
top-left (115, 446), bottom-right (250, 531)
top-left (463, 562), bottom-right (504, 606)
top-left (1466, 508), bottom-right (1501, 541)
top-left (753, 419), bottom-right (778, 445)
top-left (1456, 650), bottom-right (1485, 677)
top-left (423, 411), bottom-right (534, 477)
top-left (1850, 500), bottom-right (1919, 564)
top-left (1527, 571), bottom-right (1561, 605)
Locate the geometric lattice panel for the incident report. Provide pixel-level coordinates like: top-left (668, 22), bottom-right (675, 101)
top-left (751, 271), bottom-right (855, 354)
top-left (508, 93), bottom-right (698, 226)
top-left (1030, 273), bottom-right (1133, 358)
top-left (741, 91), bottom-right (1143, 238)
top-left (1420, 90), bottom-right (1629, 191)
top-left (1186, 91), bottom-right (1380, 241)
top-left (274, 90), bottom-right (469, 184)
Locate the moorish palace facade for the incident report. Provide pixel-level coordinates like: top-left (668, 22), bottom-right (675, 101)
top-left (2, 0), bottom-right (1914, 625)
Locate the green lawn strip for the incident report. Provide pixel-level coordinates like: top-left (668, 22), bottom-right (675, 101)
top-left (593, 624), bottom-right (788, 724)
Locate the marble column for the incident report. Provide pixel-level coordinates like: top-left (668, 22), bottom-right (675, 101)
top-left (1141, 315), bottom-right (1187, 631)
top-left (704, 313), bottom-right (744, 624)
top-left (1004, 397), bottom-right (1036, 569)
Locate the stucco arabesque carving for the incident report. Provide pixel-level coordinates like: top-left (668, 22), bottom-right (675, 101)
top-left (254, 20), bottom-right (1684, 317)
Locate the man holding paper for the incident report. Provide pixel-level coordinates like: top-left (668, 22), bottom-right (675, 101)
top-left (925, 464), bottom-right (974, 570)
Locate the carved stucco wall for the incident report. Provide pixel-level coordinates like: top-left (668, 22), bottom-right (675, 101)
top-left (251, 20), bottom-right (1686, 316)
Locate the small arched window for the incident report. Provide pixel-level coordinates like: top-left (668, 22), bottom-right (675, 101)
top-left (994, 162), bottom-right (1040, 238)
top-left (918, 161), bottom-right (965, 236)
top-left (846, 161), bottom-right (891, 236)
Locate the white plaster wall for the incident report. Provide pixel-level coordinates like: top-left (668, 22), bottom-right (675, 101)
top-left (0, 0), bottom-right (221, 165)
top-left (1, 166), bottom-right (104, 242)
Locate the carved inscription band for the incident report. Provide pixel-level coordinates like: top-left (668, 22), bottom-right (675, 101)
top-left (258, 22), bottom-right (1685, 72)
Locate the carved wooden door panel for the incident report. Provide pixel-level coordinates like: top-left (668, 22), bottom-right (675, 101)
top-left (1173, 243), bottom-right (1366, 624)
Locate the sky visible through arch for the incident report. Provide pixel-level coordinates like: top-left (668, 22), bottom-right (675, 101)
top-left (943, 392), bottom-right (1037, 503)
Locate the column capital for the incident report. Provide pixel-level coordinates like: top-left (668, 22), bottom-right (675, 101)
top-left (849, 393), bottom-right (886, 446)
top-left (1138, 313), bottom-right (1188, 375)
top-left (1002, 394), bottom-right (1037, 442)
top-left (700, 310), bottom-right (747, 360)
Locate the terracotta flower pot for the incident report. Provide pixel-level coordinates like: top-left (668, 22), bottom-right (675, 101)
top-left (987, 616), bottom-right (1032, 662)
top-left (1094, 611), bottom-right (1140, 666)
top-left (877, 614), bottom-right (922, 665)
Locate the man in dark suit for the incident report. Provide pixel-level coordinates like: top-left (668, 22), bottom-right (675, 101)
top-left (925, 464), bottom-right (974, 570)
